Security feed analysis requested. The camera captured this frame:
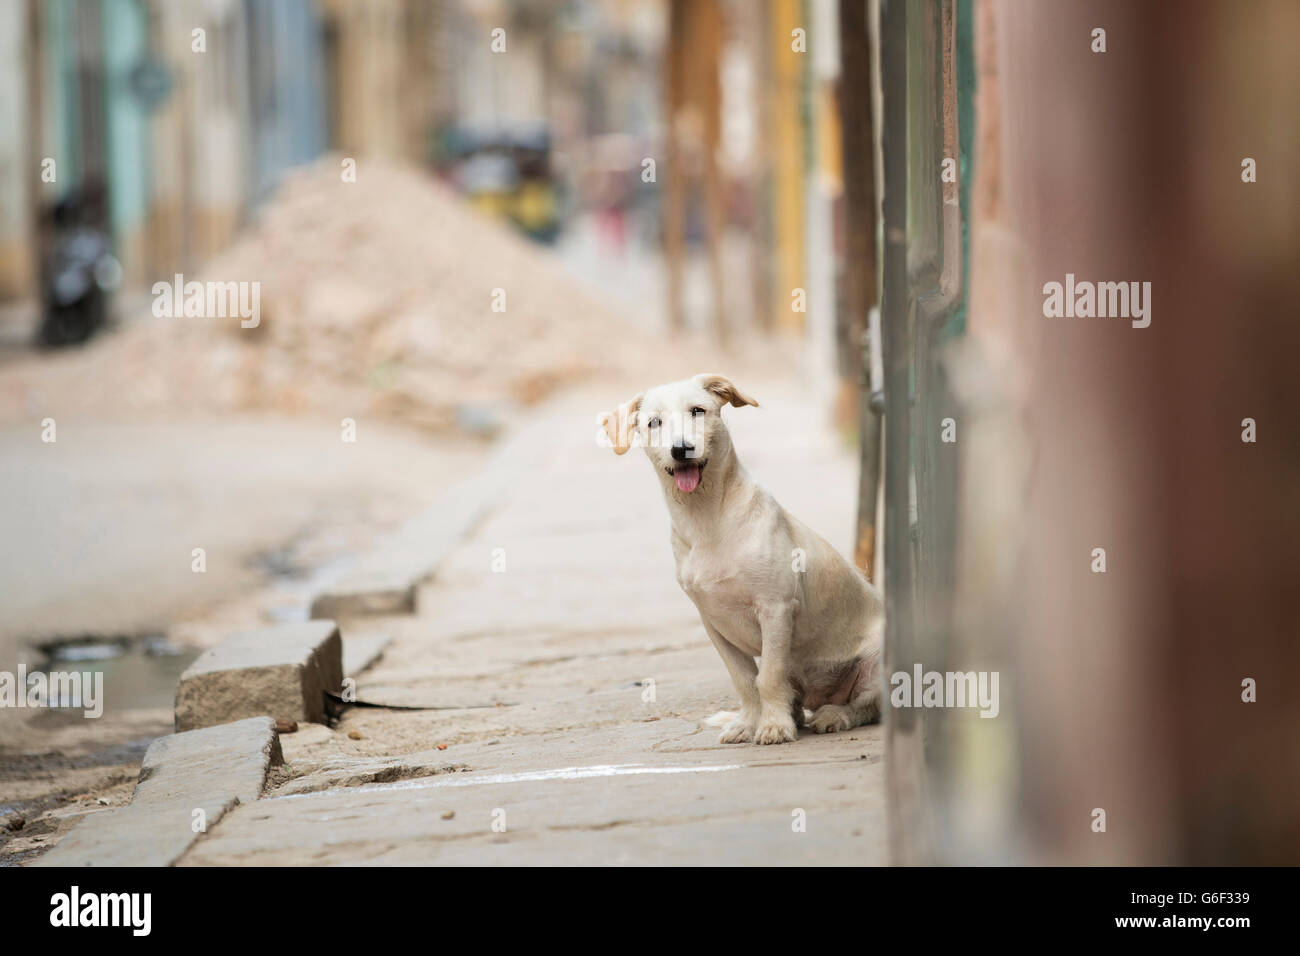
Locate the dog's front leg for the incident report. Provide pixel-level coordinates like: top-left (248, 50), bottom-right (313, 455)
top-left (753, 602), bottom-right (798, 744)
top-left (701, 620), bottom-right (760, 743)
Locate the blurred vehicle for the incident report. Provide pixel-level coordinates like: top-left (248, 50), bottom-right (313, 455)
top-left (38, 183), bottom-right (122, 348)
top-left (445, 124), bottom-right (562, 243)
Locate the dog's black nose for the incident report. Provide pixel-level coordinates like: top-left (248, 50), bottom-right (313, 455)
top-left (671, 440), bottom-right (695, 462)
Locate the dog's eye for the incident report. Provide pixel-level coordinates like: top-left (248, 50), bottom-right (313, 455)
top-left (690, 407), bottom-right (706, 417)
top-left (647, 417), bottom-right (662, 429)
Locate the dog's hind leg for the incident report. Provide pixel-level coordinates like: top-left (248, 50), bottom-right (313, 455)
top-left (808, 656), bottom-right (882, 734)
top-left (808, 693), bottom-right (881, 733)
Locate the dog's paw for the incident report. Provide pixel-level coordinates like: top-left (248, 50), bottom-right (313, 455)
top-left (754, 716), bottom-right (798, 745)
top-left (809, 704), bottom-right (855, 734)
top-left (718, 716), bottom-right (756, 744)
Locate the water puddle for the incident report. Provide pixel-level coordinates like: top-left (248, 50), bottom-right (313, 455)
top-left (35, 634), bottom-right (197, 712)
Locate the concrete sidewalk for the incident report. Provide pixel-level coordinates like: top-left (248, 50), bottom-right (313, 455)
top-left (178, 379), bottom-right (885, 866)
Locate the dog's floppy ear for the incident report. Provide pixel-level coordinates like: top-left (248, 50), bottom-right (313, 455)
top-left (693, 373), bottom-right (759, 409)
top-left (598, 393), bottom-right (643, 455)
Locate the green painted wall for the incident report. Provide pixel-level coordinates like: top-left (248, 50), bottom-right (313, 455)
top-left (45, 0), bottom-right (78, 190)
top-left (42, 0), bottom-right (149, 244)
top-left (101, 0), bottom-right (150, 240)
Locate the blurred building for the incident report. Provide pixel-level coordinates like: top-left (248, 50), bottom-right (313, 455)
top-left (0, 0), bottom-right (455, 303)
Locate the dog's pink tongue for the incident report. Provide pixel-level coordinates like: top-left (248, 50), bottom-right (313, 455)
top-left (674, 464), bottom-right (701, 493)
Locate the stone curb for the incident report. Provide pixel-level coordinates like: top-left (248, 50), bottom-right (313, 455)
top-left (308, 408), bottom-right (562, 619)
top-left (34, 716), bottom-right (282, 867)
top-left (174, 620), bottom-right (343, 732)
top-left (343, 632), bottom-right (392, 677)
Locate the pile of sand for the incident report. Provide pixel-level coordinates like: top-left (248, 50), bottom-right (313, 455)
top-left (2, 157), bottom-right (646, 431)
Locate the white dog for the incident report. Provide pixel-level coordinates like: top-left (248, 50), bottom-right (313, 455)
top-left (600, 373), bottom-right (884, 745)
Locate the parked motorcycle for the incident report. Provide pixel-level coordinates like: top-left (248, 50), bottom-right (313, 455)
top-left (38, 184), bottom-right (121, 347)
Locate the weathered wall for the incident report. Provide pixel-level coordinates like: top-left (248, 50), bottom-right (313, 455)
top-left (950, 0), bottom-right (1300, 864)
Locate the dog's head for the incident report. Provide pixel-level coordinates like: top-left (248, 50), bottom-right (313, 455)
top-left (598, 373), bottom-right (758, 494)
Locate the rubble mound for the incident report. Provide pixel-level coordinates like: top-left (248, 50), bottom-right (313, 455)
top-left (4, 157), bottom-right (643, 431)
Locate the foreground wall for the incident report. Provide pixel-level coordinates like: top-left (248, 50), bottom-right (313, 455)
top-left (943, 0), bottom-right (1300, 864)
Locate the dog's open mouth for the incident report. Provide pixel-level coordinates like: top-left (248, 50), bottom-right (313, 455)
top-left (667, 460), bottom-right (706, 493)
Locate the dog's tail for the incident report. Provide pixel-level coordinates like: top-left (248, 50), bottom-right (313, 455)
top-left (704, 710), bottom-right (738, 727)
